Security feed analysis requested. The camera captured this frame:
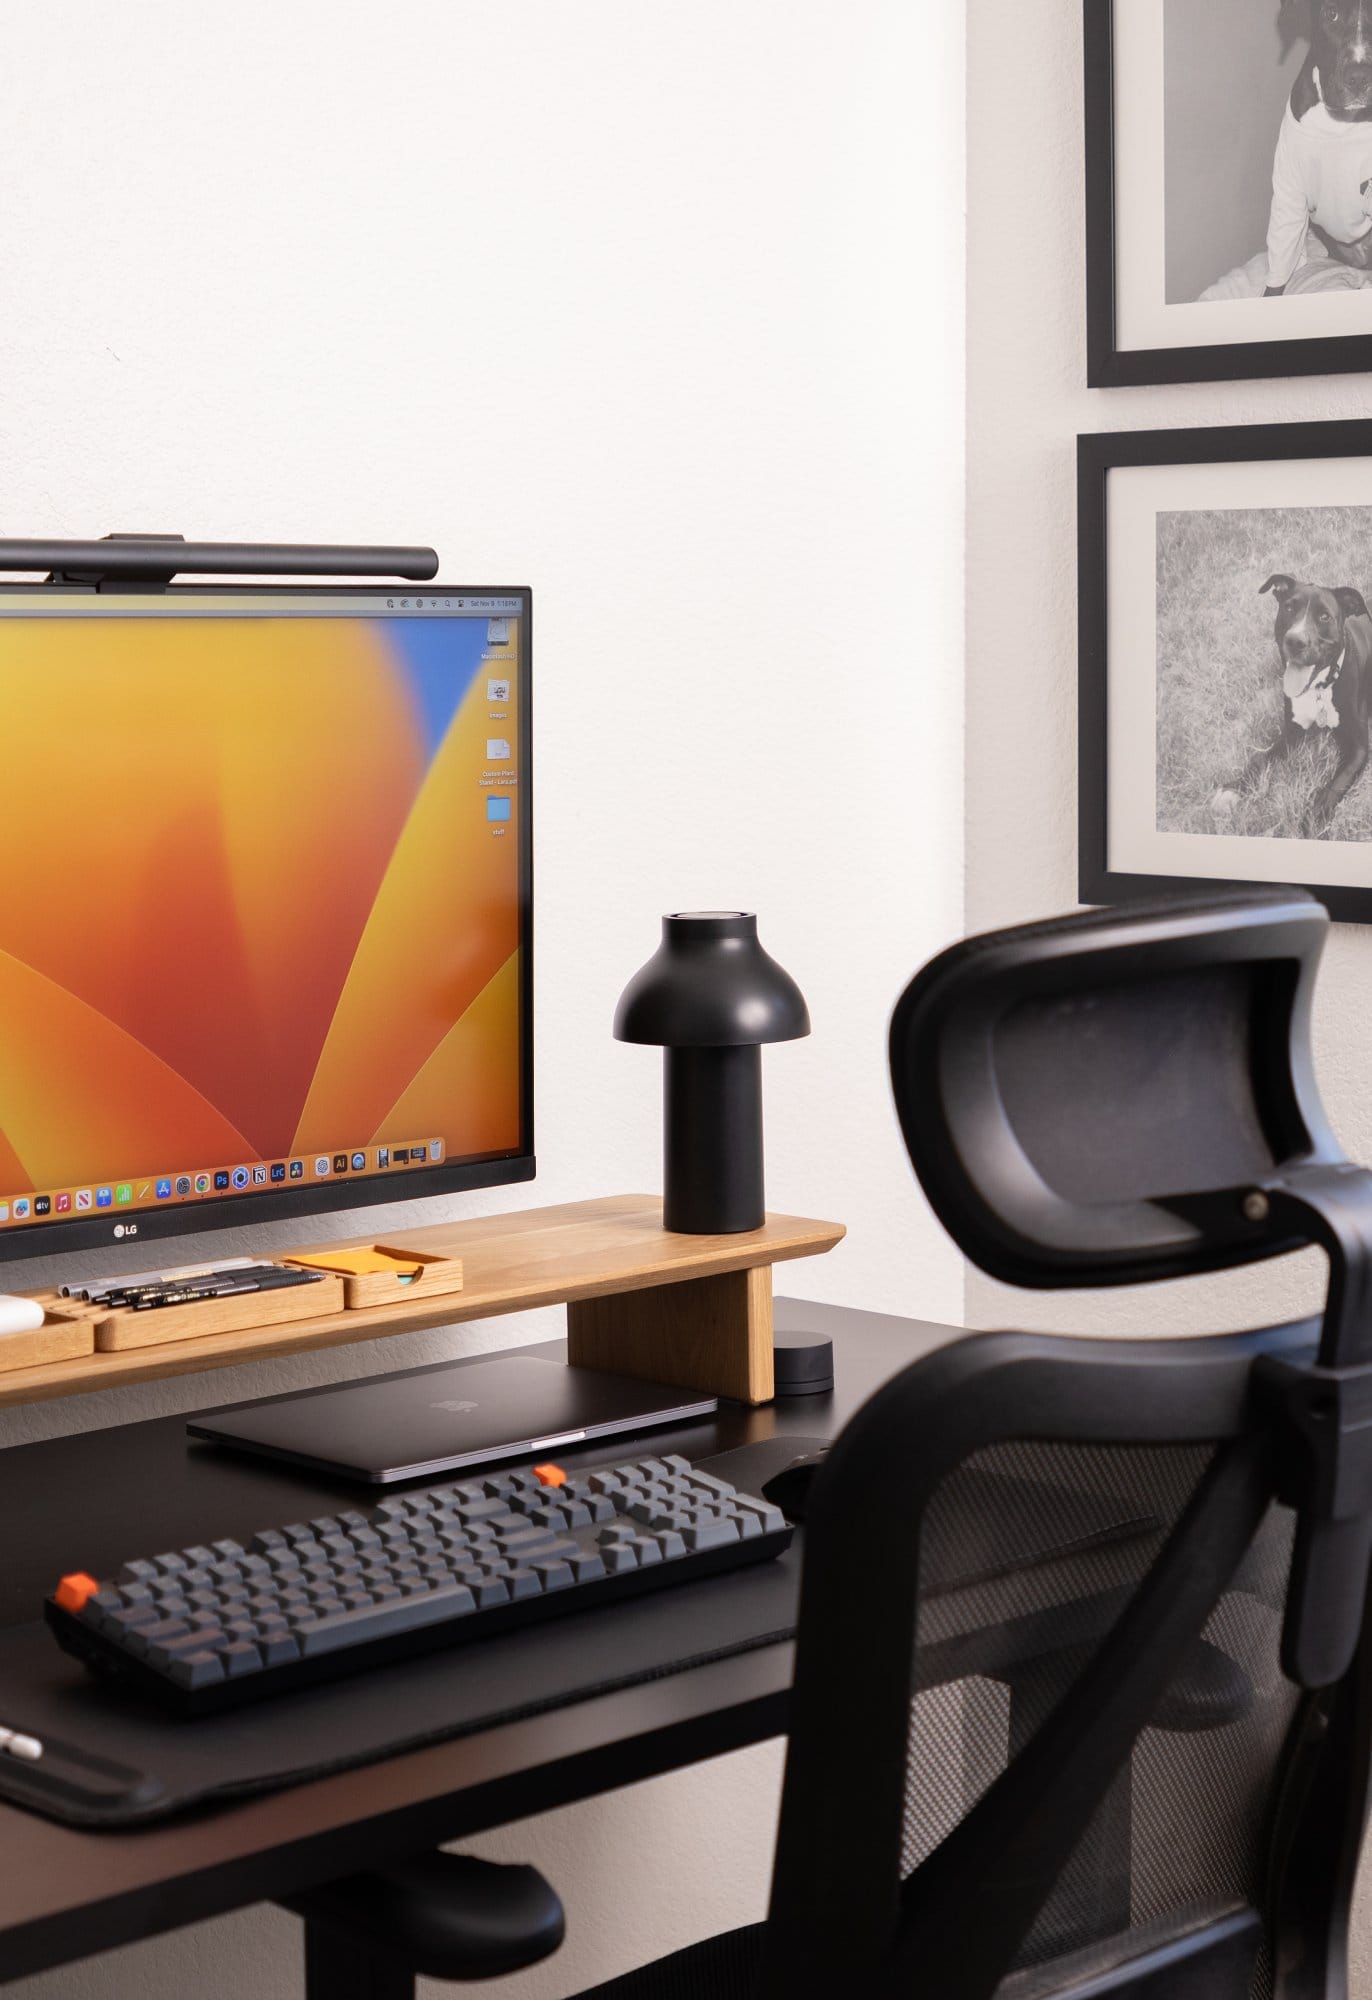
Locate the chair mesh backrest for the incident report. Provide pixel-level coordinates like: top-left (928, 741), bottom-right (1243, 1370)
top-left (903, 1439), bottom-right (1300, 1998)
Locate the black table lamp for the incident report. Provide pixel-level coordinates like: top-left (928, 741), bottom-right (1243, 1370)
top-left (614, 912), bottom-right (810, 1234)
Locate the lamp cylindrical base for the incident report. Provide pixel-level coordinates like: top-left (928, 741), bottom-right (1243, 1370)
top-left (663, 1045), bottom-right (764, 1234)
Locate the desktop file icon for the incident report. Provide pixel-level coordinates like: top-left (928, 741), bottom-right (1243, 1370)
top-left (486, 739), bottom-right (511, 761)
top-left (486, 797), bottom-right (512, 823)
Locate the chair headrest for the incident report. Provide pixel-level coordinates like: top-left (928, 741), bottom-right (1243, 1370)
top-left (888, 889), bottom-right (1340, 1288)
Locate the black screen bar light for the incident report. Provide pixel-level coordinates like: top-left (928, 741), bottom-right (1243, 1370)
top-left (0, 534), bottom-right (439, 587)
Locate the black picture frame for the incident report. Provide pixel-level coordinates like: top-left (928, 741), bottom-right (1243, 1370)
top-left (1079, 419), bottom-right (1372, 926)
top-left (1084, 1), bottom-right (1372, 388)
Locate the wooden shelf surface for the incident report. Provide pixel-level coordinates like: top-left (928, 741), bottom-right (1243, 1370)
top-left (0, 1195), bottom-right (845, 1408)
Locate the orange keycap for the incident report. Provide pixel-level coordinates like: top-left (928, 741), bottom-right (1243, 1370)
top-left (54, 1572), bottom-right (100, 1614)
top-left (532, 1462), bottom-right (567, 1488)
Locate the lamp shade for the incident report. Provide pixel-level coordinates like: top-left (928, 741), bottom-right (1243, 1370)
top-left (613, 912), bottom-right (810, 1049)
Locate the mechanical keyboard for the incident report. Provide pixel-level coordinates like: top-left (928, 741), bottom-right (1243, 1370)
top-left (45, 1452), bottom-right (791, 1716)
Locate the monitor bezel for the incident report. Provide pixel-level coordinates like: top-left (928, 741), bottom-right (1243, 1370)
top-left (0, 580), bottom-right (534, 1262)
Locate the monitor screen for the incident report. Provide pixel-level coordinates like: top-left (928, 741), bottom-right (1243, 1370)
top-left (0, 584), bottom-right (532, 1257)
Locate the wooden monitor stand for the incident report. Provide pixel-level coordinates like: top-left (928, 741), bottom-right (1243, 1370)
top-left (0, 1196), bottom-right (846, 1410)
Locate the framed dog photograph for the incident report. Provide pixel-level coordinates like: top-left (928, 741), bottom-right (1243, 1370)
top-left (1080, 421), bottom-right (1372, 924)
top-left (1086, 0), bottom-right (1372, 385)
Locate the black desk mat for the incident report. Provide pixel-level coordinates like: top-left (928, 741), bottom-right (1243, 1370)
top-left (0, 1436), bottom-right (820, 1829)
top-left (0, 1436), bottom-right (1157, 1830)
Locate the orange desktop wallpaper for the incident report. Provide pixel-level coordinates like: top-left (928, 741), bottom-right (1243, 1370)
top-left (0, 607), bottom-right (524, 1227)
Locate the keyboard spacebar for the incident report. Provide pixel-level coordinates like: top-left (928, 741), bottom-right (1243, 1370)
top-left (296, 1583), bottom-right (479, 1658)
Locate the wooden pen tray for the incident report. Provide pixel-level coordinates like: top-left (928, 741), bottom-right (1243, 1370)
top-left (283, 1245), bottom-right (465, 1310)
top-left (15, 1246), bottom-right (462, 1364)
top-left (39, 1274), bottom-right (349, 1355)
top-left (0, 1309), bottom-right (97, 1374)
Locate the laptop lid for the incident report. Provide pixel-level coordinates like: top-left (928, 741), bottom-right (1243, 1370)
top-left (187, 1354), bottom-right (719, 1484)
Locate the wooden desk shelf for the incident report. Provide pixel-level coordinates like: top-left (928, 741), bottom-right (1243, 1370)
top-left (0, 1195), bottom-right (845, 1410)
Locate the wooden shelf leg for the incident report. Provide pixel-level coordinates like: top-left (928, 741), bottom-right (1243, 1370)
top-left (566, 1265), bottom-right (775, 1405)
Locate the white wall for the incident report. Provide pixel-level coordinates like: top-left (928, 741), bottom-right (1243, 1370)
top-left (0, 4), bottom-right (964, 1994)
top-left (964, 0), bottom-right (1372, 1349)
top-left (964, 0), bottom-right (1372, 1986)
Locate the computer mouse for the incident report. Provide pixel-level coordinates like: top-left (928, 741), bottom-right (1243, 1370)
top-left (761, 1450), bottom-right (830, 1524)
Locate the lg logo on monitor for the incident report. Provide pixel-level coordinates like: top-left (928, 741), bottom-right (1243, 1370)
top-left (112, 1223), bottom-right (139, 1239)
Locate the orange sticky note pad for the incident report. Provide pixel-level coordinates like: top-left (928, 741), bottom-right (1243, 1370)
top-left (288, 1249), bottom-right (422, 1277)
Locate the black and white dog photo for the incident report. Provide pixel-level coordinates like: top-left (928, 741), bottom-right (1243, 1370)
top-left (1163, 0), bottom-right (1372, 305)
top-left (1156, 506), bottom-right (1372, 840)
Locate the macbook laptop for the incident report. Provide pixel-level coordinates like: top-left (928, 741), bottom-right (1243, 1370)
top-left (187, 1354), bottom-right (719, 1484)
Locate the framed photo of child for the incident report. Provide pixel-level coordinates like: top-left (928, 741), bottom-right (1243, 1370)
top-left (1086, 0), bottom-right (1372, 386)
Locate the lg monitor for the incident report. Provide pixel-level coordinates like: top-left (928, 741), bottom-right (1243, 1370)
top-left (0, 582), bottom-right (532, 1258)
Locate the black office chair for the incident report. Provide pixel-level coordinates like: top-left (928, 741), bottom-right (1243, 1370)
top-left (291, 889), bottom-right (1372, 1998)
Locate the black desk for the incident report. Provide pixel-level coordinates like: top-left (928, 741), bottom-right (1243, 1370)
top-left (0, 1298), bottom-right (955, 1986)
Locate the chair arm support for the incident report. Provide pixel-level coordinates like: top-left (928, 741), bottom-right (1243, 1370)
top-left (283, 1850), bottom-right (566, 1982)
